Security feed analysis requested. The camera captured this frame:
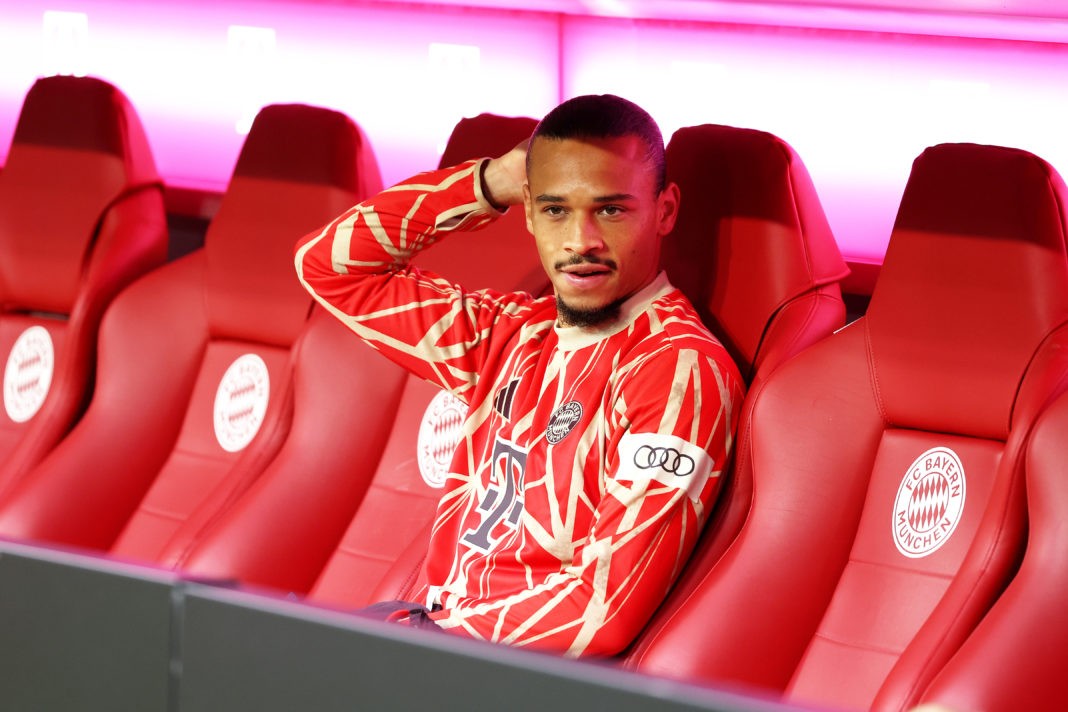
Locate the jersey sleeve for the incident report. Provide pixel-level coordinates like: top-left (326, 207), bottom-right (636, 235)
top-left (430, 344), bottom-right (745, 657)
top-left (294, 159), bottom-right (534, 399)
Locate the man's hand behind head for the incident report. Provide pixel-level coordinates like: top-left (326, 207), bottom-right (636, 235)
top-left (481, 139), bottom-right (529, 211)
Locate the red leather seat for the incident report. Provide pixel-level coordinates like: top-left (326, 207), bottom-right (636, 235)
top-left (310, 113), bottom-right (545, 607)
top-left (0, 75), bottom-right (167, 501)
top-left (167, 309), bottom-right (409, 593)
top-left (626, 143), bottom-right (1068, 711)
top-left (918, 388), bottom-right (1068, 711)
top-left (178, 113), bottom-right (542, 602)
top-left (0, 104), bottom-right (381, 558)
top-left (629, 124), bottom-right (849, 659)
top-left (660, 124), bottom-right (849, 386)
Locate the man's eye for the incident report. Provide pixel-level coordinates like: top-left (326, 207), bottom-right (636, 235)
top-left (543, 206), bottom-right (565, 216)
top-left (600, 205), bottom-right (625, 217)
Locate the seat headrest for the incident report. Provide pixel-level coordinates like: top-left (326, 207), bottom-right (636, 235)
top-left (12, 75), bottom-right (158, 185)
top-left (437, 113), bottom-right (538, 168)
top-left (230, 103), bottom-right (380, 196)
top-left (205, 104), bottom-right (381, 346)
top-left (660, 124), bottom-right (848, 376)
top-left (0, 75), bottom-right (160, 313)
top-left (867, 143), bottom-right (1068, 439)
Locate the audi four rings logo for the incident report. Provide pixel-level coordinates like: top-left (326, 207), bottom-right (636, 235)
top-left (634, 445), bottom-right (695, 476)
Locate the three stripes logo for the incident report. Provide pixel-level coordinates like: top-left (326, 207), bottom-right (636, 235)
top-left (493, 379), bottom-right (520, 420)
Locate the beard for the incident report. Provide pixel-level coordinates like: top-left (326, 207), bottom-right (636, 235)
top-left (553, 253), bottom-right (626, 328)
top-left (555, 294), bottom-right (627, 328)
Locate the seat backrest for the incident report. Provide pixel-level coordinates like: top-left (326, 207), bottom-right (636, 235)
top-left (178, 113), bottom-right (545, 601)
top-left (0, 75), bottom-right (167, 498)
top-left (626, 143), bottom-right (1068, 712)
top-left (918, 387), bottom-right (1068, 712)
top-left (659, 124), bottom-right (849, 386)
top-left (163, 309), bottom-right (409, 592)
top-left (625, 124), bottom-right (849, 665)
top-left (0, 104), bottom-right (378, 556)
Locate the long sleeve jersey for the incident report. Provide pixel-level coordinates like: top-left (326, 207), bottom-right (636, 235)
top-left (295, 159), bottom-right (744, 657)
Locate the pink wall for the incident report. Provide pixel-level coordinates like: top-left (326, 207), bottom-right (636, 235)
top-left (1, 0), bottom-right (1067, 261)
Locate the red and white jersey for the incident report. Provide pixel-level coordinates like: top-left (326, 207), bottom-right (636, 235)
top-left (295, 160), bottom-right (744, 657)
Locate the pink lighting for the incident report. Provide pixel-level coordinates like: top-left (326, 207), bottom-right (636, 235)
top-left (41, 11), bottom-right (89, 77)
top-left (227, 25), bottom-right (278, 135)
top-left (0, 0), bottom-right (559, 193)
top-left (1, 0), bottom-right (1067, 263)
top-left (324, 0), bottom-right (1068, 42)
top-left (564, 15), bottom-right (1068, 259)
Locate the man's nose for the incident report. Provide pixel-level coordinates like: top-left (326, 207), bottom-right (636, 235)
top-left (563, 214), bottom-right (605, 254)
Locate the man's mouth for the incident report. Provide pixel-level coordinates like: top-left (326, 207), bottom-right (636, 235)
top-left (560, 264), bottom-right (612, 277)
top-left (555, 255), bottom-right (615, 290)
top-left (555, 255), bottom-right (617, 278)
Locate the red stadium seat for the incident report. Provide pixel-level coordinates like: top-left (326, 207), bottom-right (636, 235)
top-left (176, 113), bottom-right (542, 601)
top-left (625, 143), bottom-right (1068, 711)
top-left (918, 388), bottom-right (1068, 711)
top-left (659, 124), bottom-right (849, 386)
top-left (0, 104), bottom-right (381, 556)
top-left (0, 75), bottom-right (167, 501)
top-left (165, 309), bottom-right (408, 593)
top-left (629, 124), bottom-right (849, 659)
top-left (307, 114), bottom-right (545, 607)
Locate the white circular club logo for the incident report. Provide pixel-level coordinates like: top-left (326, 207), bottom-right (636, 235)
top-left (213, 353), bottom-right (270, 453)
top-left (4, 325), bottom-right (55, 423)
top-left (545, 400), bottom-right (582, 444)
top-left (417, 390), bottom-right (468, 489)
top-left (892, 446), bottom-right (967, 558)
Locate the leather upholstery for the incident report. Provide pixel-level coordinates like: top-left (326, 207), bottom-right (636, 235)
top-left (628, 124), bottom-right (851, 671)
top-left (0, 75), bottom-right (167, 499)
top-left (0, 104), bottom-right (377, 560)
top-left (919, 386), bottom-right (1068, 711)
top-left (310, 113), bottom-right (546, 606)
top-left (626, 143), bottom-right (1068, 712)
top-left (660, 124), bottom-right (849, 385)
top-left (181, 113), bottom-right (543, 599)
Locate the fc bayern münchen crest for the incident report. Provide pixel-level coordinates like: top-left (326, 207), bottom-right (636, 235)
top-left (3, 325), bottom-right (54, 424)
top-left (892, 446), bottom-right (966, 558)
top-left (545, 400), bottom-right (582, 444)
top-left (417, 390), bottom-right (468, 488)
top-left (213, 353), bottom-right (271, 453)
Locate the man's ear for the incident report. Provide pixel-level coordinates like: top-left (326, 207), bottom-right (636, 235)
top-left (523, 183), bottom-right (534, 234)
top-left (657, 181), bottom-right (681, 236)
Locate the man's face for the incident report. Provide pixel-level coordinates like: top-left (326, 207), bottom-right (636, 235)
top-left (524, 135), bottom-right (679, 328)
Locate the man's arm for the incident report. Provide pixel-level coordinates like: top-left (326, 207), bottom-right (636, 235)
top-left (430, 345), bottom-right (744, 657)
top-left (294, 157), bottom-right (534, 399)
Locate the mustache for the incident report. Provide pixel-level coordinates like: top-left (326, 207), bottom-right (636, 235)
top-left (554, 254), bottom-right (618, 271)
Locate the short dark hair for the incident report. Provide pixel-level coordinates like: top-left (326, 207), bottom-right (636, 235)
top-left (529, 94), bottom-right (667, 193)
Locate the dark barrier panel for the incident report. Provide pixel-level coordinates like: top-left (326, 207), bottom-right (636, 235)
top-left (0, 541), bottom-right (798, 712)
top-left (177, 584), bottom-right (786, 712)
top-left (0, 540), bottom-right (177, 712)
